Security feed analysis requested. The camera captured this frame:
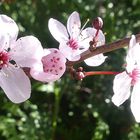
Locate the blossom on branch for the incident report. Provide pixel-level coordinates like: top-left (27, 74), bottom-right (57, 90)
top-left (0, 15), bottom-right (44, 103)
top-left (48, 11), bottom-right (106, 66)
top-left (112, 35), bottom-right (140, 122)
top-left (30, 48), bottom-right (66, 83)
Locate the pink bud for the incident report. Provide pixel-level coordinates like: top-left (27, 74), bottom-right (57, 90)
top-left (92, 17), bottom-right (103, 30)
top-left (76, 72), bottom-right (85, 80)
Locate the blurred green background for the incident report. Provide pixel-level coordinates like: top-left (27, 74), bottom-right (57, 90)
top-left (0, 0), bottom-right (140, 140)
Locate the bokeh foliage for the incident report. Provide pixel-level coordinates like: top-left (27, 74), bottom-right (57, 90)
top-left (0, 0), bottom-right (140, 139)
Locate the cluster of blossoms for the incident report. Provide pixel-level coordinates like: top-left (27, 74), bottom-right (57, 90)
top-left (0, 11), bottom-right (106, 104)
top-left (0, 11), bottom-right (139, 122)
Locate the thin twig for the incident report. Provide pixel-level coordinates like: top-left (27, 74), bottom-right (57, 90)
top-left (67, 33), bottom-right (140, 67)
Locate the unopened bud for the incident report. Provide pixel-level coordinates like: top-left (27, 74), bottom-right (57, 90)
top-left (92, 17), bottom-right (103, 30)
top-left (76, 72), bottom-right (85, 80)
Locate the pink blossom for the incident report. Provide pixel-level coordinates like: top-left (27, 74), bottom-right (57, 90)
top-left (48, 11), bottom-right (106, 66)
top-left (112, 35), bottom-right (140, 122)
top-left (0, 15), bottom-right (44, 103)
top-left (30, 48), bottom-right (66, 82)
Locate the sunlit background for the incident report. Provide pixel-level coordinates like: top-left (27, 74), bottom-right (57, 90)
top-left (0, 0), bottom-right (140, 139)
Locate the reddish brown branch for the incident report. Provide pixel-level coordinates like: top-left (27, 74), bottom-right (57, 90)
top-left (67, 33), bottom-right (140, 67)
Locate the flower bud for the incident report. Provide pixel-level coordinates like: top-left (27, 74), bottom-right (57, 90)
top-left (75, 72), bottom-right (85, 80)
top-left (92, 17), bottom-right (103, 30)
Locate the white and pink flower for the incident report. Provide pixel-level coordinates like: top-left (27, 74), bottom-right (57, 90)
top-left (112, 35), bottom-right (140, 122)
top-left (0, 15), bottom-right (44, 103)
top-left (48, 11), bottom-right (106, 66)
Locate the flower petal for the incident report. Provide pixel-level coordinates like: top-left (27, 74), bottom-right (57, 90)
top-left (84, 54), bottom-right (107, 66)
top-left (42, 48), bottom-right (66, 76)
top-left (30, 63), bottom-right (61, 82)
top-left (0, 35), bottom-right (10, 51)
top-left (0, 15), bottom-right (18, 43)
top-left (30, 48), bottom-right (66, 82)
top-left (112, 71), bottom-right (131, 106)
top-left (129, 35), bottom-right (136, 48)
top-left (67, 11), bottom-right (81, 38)
top-left (0, 65), bottom-right (31, 103)
top-left (10, 36), bottom-right (44, 68)
top-left (97, 29), bottom-right (105, 46)
top-left (130, 81), bottom-right (140, 122)
top-left (126, 35), bottom-right (140, 72)
top-left (133, 43), bottom-right (140, 65)
top-left (126, 35), bottom-right (136, 72)
top-left (48, 18), bottom-right (69, 42)
top-left (30, 66), bottom-right (65, 83)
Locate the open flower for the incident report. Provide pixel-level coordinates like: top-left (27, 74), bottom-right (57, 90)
top-left (0, 15), bottom-right (44, 103)
top-left (30, 48), bottom-right (66, 82)
top-left (112, 35), bottom-right (140, 122)
top-left (48, 11), bottom-right (83, 61)
top-left (48, 11), bottom-right (106, 66)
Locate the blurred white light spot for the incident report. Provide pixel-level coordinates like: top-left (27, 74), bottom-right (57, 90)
top-left (68, 111), bottom-right (74, 116)
top-left (105, 98), bottom-right (110, 103)
top-left (87, 104), bottom-right (92, 109)
top-left (108, 3), bottom-right (113, 8)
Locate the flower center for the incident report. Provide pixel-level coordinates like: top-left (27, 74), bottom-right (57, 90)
top-left (129, 68), bottom-right (140, 85)
top-left (67, 38), bottom-right (78, 50)
top-left (0, 51), bottom-right (9, 69)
